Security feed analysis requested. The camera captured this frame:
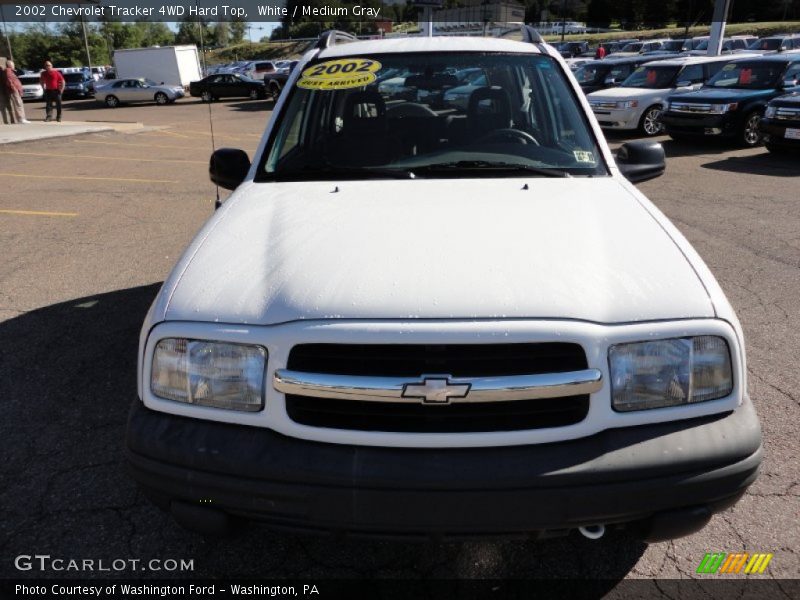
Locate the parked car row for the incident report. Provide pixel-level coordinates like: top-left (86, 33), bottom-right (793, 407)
top-left (579, 50), bottom-right (800, 148)
top-left (555, 33), bottom-right (800, 61)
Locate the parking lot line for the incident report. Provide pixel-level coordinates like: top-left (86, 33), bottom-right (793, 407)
top-left (0, 209), bottom-right (78, 218)
top-left (0, 173), bottom-right (180, 184)
top-left (150, 129), bottom-right (193, 139)
top-left (73, 140), bottom-right (201, 151)
top-left (0, 150), bottom-right (205, 165)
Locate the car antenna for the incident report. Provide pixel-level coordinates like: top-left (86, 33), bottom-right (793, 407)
top-left (196, 0), bottom-right (221, 209)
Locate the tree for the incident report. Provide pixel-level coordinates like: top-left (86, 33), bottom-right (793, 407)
top-left (175, 15), bottom-right (212, 47)
top-left (229, 20), bottom-right (247, 44)
top-left (585, 0), bottom-right (613, 28)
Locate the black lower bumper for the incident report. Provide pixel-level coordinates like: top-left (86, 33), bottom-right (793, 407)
top-left (662, 113), bottom-right (738, 138)
top-left (125, 400), bottom-right (762, 540)
top-left (761, 118), bottom-right (800, 149)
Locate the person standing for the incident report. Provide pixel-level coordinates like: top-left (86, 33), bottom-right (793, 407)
top-left (4, 60), bottom-right (31, 124)
top-left (595, 44), bottom-right (607, 60)
top-left (40, 61), bottom-right (65, 122)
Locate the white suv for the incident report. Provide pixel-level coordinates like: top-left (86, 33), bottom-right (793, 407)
top-left (587, 55), bottom-right (755, 135)
top-left (127, 30), bottom-right (762, 542)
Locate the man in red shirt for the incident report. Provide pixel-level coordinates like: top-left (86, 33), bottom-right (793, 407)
top-left (595, 44), bottom-right (607, 60)
top-left (4, 60), bottom-right (30, 123)
top-left (40, 61), bottom-right (65, 122)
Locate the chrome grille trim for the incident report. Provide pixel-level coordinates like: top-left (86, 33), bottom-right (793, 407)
top-left (274, 369), bottom-right (603, 404)
top-left (669, 102), bottom-right (714, 114)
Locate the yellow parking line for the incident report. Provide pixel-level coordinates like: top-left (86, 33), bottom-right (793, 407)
top-left (0, 150), bottom-right (205, 165)
top-left (0, 209), bottom-right (78, 217)
top-left (74, 140), bottom-right (201, 151)
top-left (0, 173), bottom-right (180, 184)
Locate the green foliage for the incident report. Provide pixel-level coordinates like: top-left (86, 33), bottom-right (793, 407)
top-left (4, 20), bottom-right (179, 69)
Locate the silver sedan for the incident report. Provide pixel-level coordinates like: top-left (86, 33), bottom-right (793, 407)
top-left (95, 78), bottom-right (185, 107)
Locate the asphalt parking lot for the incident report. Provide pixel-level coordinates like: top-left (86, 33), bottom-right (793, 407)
top-left (0, 95), bottom-right (798, 585)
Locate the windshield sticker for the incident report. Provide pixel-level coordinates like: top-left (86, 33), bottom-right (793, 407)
top-left (574, 150), bottom-right (596, 164)
top-left (297, 59), bottom-right (382, 90)
top-left (646, 70), bottom-right (657, 84)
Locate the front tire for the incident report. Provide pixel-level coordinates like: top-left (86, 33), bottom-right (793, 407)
top-left (201, 90), bottom-right (213, 103)
top-left (639, 105), bottom-right (664, 137)
top-left (248, 88), bottom-right (259, 100)
top-left (105, 95), bottom-right (119, 108)
top-left (740, 111), bottom-right (763, 147)
top-left (155, 92), bottom-right (169, 105)
top-left (269, 82), bottom-right (281, 99)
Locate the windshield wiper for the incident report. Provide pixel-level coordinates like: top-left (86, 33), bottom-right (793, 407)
top-left (411, 160), bottom-right (572, 178)
top-left (273, 165), bottom-right (415, 181)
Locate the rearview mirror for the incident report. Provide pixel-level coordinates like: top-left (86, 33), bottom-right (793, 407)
top-left (616, 141), bottom-right (665, 183)
top-left (210, 148), bottom-right (250, 191)
top-left (604, 77), bottom-right (616, 84)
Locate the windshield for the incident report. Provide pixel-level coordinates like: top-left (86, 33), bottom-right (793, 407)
top-left (707, 61), bottom-right (784, 89)
top-left (621, 43), bottom-right (643, 52)
top-left (64, 73), bottom-right (86, 83)
top-left (259, 52), bottom-right (606, 181)
top-left (661, 40), bottom-right (686, 51)
top-left (20, 76), bottom-right (40, 85)
top-left (748, 38), bottom-right (782, 51)
top-left (621, 65), bottom-right (680, 88)
top-left (143, 79), bottom-right (159, 86)
top-left (575, 63), bottom-right (610, 84)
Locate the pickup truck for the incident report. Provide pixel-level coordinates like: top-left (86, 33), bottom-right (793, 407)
top-left (263, 60), bottom-right (298, 98)
top-left (126, 29), bottom-right (762, 542)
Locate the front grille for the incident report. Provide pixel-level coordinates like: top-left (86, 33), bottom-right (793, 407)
top-left (285, 343), bottom-right (590, 432)
top-left (286, 394), bottom-right (589, 432)
top-left (669, 102), bottom-right (714, 114)
top-left (591, 101), bottom-right (618, 110)
top-left (775, 107), bottom-right (800, 121)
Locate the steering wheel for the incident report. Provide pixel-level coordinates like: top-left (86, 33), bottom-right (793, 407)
top-left (474, 128), bottom-right (540, 146)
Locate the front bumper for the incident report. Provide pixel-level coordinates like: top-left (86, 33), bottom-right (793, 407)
top-left (761, 117), bottom-right (800, 148)
top-left (662, 113), bottom-right (737, 138)
top-left (126, 398), bottom-right (762, 539)
top-left (591, 106), bottom-right (641, 130)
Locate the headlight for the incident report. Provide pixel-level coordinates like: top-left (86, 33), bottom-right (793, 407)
top-left (610, 336), bottom-right (733, 412)
top-left (709, 102), bottom-right (738, 114)
top-left (615, 100), bottom-right (639, 109)
top-left (764, 105), bottom-right (776, 118)
top-left (151, 338), bottom-right (267, 411)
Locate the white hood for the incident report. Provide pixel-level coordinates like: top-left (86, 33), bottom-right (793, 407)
top-left (589, 86), bottom-right (670, 103)
top-left (163, 178), bottom-right (713, 325)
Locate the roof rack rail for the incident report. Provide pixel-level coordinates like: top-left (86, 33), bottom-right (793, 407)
top-left (520, 25), bottom-right (545, 44)
top-left (316, 30), bottom-right (358, 50)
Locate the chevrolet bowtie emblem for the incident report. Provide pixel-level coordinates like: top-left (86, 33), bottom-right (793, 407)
top-left (402, 377), bottom-right (470, 404)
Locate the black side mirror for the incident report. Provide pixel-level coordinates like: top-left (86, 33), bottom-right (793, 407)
top-left (616, 140), bottom-right (665, 183)
top-left (209, 148), bottom-right (250, 191)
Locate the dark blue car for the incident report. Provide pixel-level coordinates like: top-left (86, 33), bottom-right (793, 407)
top-left (760, 92), bottom-right (800, 152)
top-left (661, 54), bottom-right (800, 147)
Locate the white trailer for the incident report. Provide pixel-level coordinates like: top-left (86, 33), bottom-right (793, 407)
top-left (113, 45), bottom-right (201, 88)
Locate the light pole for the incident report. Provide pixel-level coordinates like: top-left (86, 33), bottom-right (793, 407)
top-left (1, 5), bottom-right (13, 61)
top-left (80, 6), bottom-right (92, 71)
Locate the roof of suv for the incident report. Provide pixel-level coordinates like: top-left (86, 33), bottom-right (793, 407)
top-left (317, 36), bottom-right (543, 60)
top-left (645, 55), bottom-right (745, 67)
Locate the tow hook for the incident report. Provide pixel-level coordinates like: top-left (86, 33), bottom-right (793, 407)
top-left (578, 524), bottom-right (606, 540)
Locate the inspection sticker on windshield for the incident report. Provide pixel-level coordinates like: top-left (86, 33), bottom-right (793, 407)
top-left (574, 150), bottom-right (596, 164)
top-left (297, 59), bottom-right (382, 90)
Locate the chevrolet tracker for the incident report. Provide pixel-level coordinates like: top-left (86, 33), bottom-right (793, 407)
top-left (126, 30), bottom-right (762, 542)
